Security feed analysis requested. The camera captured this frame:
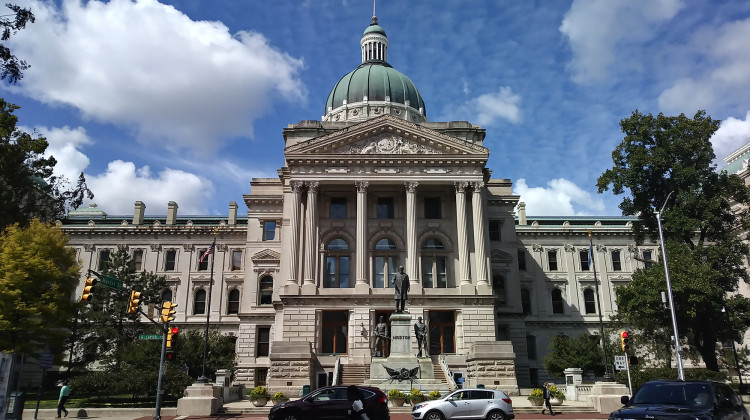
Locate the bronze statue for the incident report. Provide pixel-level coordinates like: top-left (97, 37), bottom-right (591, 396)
top-left (414, 316), bottom-right (429, 357)
top-left (391, 266), bottom-right (410, 313)
top-left (372, 316), bottom-right (389, 357)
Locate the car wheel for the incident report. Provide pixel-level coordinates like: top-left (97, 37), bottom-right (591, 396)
top-left (425, 411), bottom-right (444, 420)
top-left (486, 410), bottom-right (507, 420)
top-left (280, 412), bottom-right (299, 420)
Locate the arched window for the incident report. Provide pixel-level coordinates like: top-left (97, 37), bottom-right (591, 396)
top-left (521, 288), bottom-right (531, 315)
top-left (259, 276), bottom-right (273, 305)
top-left (194, 289), bottom-right (206, 315)
top-left (325, 239), bottom-right (350, 288)
top-left (421, 239), bottom-right (447, 288)
top-left (227, 289), bottom-right (240, 314)
top-left (584, 289), bottom-right (597, 314)
top-left (373, 238), bottom-right (398, 288)
top-left (161, 289), bottom-right (173, 303)
top-left (551, 289), bottom-right (564, 314)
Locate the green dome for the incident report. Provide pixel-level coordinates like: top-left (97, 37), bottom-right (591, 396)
top-left (364, 24), bottom-right (386, 36)
top-left (324, 62), bottom-right (426, 116)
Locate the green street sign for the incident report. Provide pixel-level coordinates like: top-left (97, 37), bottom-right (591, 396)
top-left (139, 334), bottom-right (163, 340)
top-left (99, 274), bottom-right (123, 290)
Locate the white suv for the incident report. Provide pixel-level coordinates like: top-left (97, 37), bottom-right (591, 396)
top-left (411, 388), bottom-right (514, 420)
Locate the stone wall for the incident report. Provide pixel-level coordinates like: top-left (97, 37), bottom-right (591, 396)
top-left (466, 341), bottom-right (519, 395)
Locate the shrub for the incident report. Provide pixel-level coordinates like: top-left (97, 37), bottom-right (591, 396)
top-left (271, 391), bottom-right (288, 402)
top-left (408, 388), bottom-right (425, 403)
top-left (249, 386), bottom-right (270, 400)
top-left (549, 384), bottom-right (566, 401)
top-left (428, 390), bottom-right (441, 400)
top-left (387, 389), bottom-right (406, 399)
top-left (528, 388), bottom-right (543, 401)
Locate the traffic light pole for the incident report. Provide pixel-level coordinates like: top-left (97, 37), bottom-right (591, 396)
top-left (624, 351), bottom-right (632, 395)
top-left (154, 324), bottom-right (168, 420)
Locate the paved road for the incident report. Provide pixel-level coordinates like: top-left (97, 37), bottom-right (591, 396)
top-left (172, 414), bottom-right (608, 420)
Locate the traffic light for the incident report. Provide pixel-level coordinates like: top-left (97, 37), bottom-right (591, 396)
top-left (161, 301), bottom-right (177, 323)
top-left (127, 290), bottom-right (141, 314)
top-left (80, 277), bottom-right (97, 302)
top-left (628, 356), bottom-right (639, 366)
top-left (620, 331), bottom-right (630, 352)
top-left (166, 327), bottom-right (179, 361)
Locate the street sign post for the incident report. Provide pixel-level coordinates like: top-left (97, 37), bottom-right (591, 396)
top-left (98, 274), bottom-right (123, 290)
top-left (614, 355), bottom-right (627, 371)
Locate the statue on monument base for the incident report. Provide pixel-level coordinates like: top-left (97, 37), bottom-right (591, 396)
top-left (414, 316), bottom-right (429, 357)
top-left (372, 316), bottom-right (389, 357)
top-left (391, 266), bottom-right (410, 313)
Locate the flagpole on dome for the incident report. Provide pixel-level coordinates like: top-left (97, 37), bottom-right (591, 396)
top-left (589, 229), bottom-right (613, 381)
top-left (197, 227), bottom-right (220, 383)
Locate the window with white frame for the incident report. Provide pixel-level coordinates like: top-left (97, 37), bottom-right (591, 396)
top-left (324, 239), bottom-right (350, 288)
top-left (584, 288), bottom-right (596, 314)
top-left (258, 276), bottom-right (273, 305)
top-left (194, 289), bottom-right (206, 314)
top-left (227, 289), bottom-right (240, 314)
top-left (373, 238), bottom-right (398, 288)
top-left (421, 238), bottom-right (447, 288)
top-left (551, 288), bottom-right (564, 314)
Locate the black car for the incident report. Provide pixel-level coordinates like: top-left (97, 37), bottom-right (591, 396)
top-left (268, 385), bottom-right (390, 420)
top-left (609, 380), bottom-right (748, 420)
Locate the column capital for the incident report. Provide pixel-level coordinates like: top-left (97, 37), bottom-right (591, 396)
top-left (454, 181), bottom-right (469, 193)
top-left (306, 181), bottom-right (319, 193)
top-left (290, 180), bottom-right (305, 192)
top-left (404, 181), bottom-right (419, 193)
top-left (471, 181), bottom-right (485, 190)
top-left (355, 181), bottom-right (369, 192)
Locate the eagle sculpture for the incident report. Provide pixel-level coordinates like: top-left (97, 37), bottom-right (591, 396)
top-left (384, 366), bottom-right (420, 381)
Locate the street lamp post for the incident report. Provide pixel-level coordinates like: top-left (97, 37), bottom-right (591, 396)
top-left (722, 306), bottom-right (744, 393)
top-left (655, 191), bottom-right (685, 380)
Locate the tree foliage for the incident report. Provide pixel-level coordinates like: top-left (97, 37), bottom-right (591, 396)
top-left (542, 334), bottom-right (606, 378)
top-left (0, 99), bottom-right (93, 230)
top-left (175, 328), bottom-right (237, 381)
top-left (0, 219), bottom-right (80, 357)
top-left (76, 246), bottom-right (167, 370)
top-left (0, 3), bottom-right (35, 84)
top-left (598, 110), bottom-right (750, 371)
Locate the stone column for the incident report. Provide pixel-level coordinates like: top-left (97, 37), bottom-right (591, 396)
top-left (285, 181), bottom-right (303, 294)
top-left (455, 182), bottom-right (473, 293)
top-left (302, 181), bottom-right (319, 294)
top-left (472, 181), bottom-right (491, 293)
top-left (405, 182), bottom-right (420, 293)
top-left (355, 181), bottom-right (370, 293)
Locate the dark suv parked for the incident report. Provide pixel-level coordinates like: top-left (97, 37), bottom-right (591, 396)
top-left (609, 380), bottom-right (748, 420)
top-left (268, 385), bottom-right (390, 420)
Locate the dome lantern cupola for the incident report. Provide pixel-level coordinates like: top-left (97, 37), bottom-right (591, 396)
top-left (323, 16), bottom-right (427, 124)
top-left (361, 16), bottom-right (388, 63)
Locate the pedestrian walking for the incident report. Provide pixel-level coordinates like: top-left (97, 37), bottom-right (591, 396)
top-left (57, 381), bottom-right (70, 418)
top-left (347, 385), bottom-right (370, 420)
top-left (541, 382), bottom-right (555, 415)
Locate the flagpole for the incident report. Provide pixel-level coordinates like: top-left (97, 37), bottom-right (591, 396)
top-left (198, 236), bottom-right (217, 383)
top-left (589, 230), bottom-right (613, 381)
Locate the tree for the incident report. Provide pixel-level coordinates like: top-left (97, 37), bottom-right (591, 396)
top-left (76, 246), bottom-right (167, 371)
top-left (0, 99), bottom-right (93, 230)
top-left (542, 334), bottom-right (606, 378)
top-left (176, 329), bottom-right (237, 381)
top-left (0, 3), bottom-right (35, 84)
top-left (597, 110), bottom-right (750, 371)
top-left (0, 219), bottom-right (80, 357)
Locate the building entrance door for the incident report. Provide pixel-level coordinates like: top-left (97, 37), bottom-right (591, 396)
top-left (429, 311), bottom-right (455, 354)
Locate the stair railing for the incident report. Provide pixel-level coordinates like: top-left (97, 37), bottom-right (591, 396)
top-left (332, 355), bottom-right (342, 386)
top-left (438, 355), bottom-right (457, 391)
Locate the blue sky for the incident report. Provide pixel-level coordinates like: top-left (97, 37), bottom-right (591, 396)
top-left (4, 0), bottom-right (750, 217)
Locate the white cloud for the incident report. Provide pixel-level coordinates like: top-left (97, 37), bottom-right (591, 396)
top-left (6, 0), bottom-right (306, 153)
top-left (658, 18), bottom-right (750, 116)
top-left (448, 86), bottom-right (521, 125)
top-left (560, 0), bottom-right (683, 84)
top-left (711, 111), bottom-right (750, 162)
top-left (84, 160), bottom-right (213, 215)
top-left (513, 178), bottom-right (605, 216)
top-left (22, 125), bottom-right (92, 188)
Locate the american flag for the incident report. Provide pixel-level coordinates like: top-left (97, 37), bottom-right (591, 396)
top-left (199, 241), bottom-right (215, 263)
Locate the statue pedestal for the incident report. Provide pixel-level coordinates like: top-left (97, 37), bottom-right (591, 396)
top-left (365, 313), bottom-right (450, 393)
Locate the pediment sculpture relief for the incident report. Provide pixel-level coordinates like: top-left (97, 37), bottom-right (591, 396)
top-left (340, 134), bottom-right (441, 155)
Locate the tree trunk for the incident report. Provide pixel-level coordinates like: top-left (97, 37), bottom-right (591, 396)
top-left (693, 328), bottom-right (719, 371)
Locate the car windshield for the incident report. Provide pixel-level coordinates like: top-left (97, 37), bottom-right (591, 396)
top-left (631, 383), bottom-right (713, 408)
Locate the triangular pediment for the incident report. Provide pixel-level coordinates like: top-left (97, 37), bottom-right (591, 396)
top-left (285, 115), bottom-right (488, 157)
top-left (252, 249), bottom-right (281, 264)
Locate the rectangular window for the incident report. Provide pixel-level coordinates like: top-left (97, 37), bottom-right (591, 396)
top-left (489, 220), bottom-right (501, 241)
top-left (612, 250), bottom-right (622, 271)
top-left (374, 256), bottom-right (398, 288)
top-left (132, 249), bottom-right (144, 271)
top-left (492, 274), bottom-right (506, 304)
top-left (198, 249), bottom-right (209, 271)
top-left (580, 250), bottom-right (590, 271)
top-left (256, 327), bottom-right (270, 357)
top-left (255, 367), bottom-right (268, 387)
top-left (377, 197), bottom-right (394, 219)
top-left (330, 197), bottom-right (347, 219)
top-left (98, 249), bottom-right (111, 271)
top-left (165, 249), bottom-right (177, 271)
top-left (424, 197), bottom-right (441, 219)
top-left (518, 249), bottom-right (526, 271)
top-left (263, 221), bottom-right (276, 241)
top-left (548, 250), bottom-right (558, 271)
top-left (231, 250), bottom-right (242, 271)
top-left (526, 335), bottom-right (537, 360)
top-left (643, 250), bottom-right (653, 269)
top-left (321, 311), bottom-right (348, 354)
